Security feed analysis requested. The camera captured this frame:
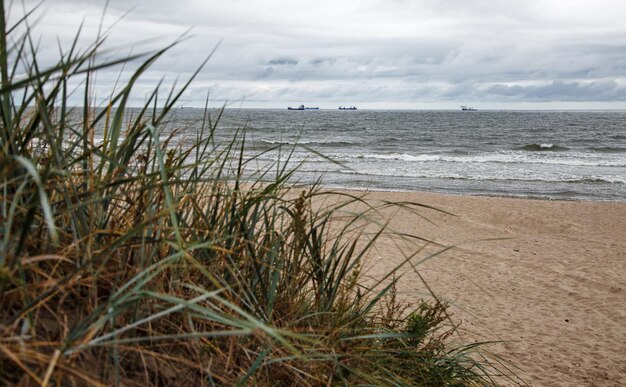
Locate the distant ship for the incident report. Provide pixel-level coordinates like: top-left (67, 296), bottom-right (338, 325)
top-left (288, 104), bottom-right (319, 110)
top-left (339, 106), bottom-right (357, 110)
top-left (461, 105), bottom-right (477, 111)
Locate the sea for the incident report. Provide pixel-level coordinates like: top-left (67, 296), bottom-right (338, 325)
top-left (167, 108), bottom-right (626, 202)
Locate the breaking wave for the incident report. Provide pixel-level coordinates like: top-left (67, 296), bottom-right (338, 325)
top-left (259, 139), bottom-right (353, 147)
top-left (333, 152), bottom-right (626, 167)
top-left (334, 169), bottom-right (626, 185)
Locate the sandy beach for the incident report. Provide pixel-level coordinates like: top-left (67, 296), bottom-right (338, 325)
top-left (340, 190), bottom-right (626, 386)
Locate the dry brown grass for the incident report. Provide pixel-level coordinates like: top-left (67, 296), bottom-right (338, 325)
top-left (0, 3), bottom-right (505, 385)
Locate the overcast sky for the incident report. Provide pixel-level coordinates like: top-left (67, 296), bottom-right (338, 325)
top-left (9, 0), bottom-right (626, 109)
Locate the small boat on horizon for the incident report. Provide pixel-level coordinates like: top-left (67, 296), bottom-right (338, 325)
top-left (288, 104), bottom-right (319, 110)
top-left (461, 105), bottom-right (477, 111)
top-left (339, 106), bottom-right (357, 110)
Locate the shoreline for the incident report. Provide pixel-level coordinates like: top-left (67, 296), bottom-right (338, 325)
top-left (333, 189), bottom-right (626, 386)
top-left (317, 184), bottom-right (626, 204)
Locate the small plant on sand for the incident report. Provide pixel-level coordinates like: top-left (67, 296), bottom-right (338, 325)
top-left (0, 3), bottom-right (505, 385)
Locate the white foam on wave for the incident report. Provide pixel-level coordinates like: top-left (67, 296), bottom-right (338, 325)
top-left (452, 152), bottom-right (626, 167)
top-left (261, 139), bottom-right (306, 145)
top-left (248, 154), bottom-right (626, 175)
top-left (353, 153), bottom-right (441, 162)
top-left (335, 151), bottom-right (626, 168)
top-left (335, 167), bottom-right (626, 185)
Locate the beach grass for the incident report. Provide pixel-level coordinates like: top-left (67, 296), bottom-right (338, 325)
top-left (0, 3), bottom-right (504, 385)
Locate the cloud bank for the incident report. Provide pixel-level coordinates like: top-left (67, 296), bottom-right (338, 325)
top-left (9, 0), bottom-right (626, 108)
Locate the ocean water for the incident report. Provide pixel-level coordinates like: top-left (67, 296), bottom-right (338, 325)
top-left (168, 108), bottom-right (626, 201)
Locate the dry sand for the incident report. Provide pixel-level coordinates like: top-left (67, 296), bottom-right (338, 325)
top-left (337, 190), bottom-right (626, 386)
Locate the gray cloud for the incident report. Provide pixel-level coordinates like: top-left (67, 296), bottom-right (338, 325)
top-left (483, 80), bottom-right (626, 102)
top-left (310, 58), bottom-right (335, 66)
top-left (10, 0), bottom-right (626, 108)
top-left (266, 58), bottom-right (298, 66)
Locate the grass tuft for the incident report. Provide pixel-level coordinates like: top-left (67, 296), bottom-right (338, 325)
top-left (0, 3), bottom-right (509, 385)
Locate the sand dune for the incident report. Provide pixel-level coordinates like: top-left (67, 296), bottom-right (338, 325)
top-left (342, 191), bottom-right (626, 386)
